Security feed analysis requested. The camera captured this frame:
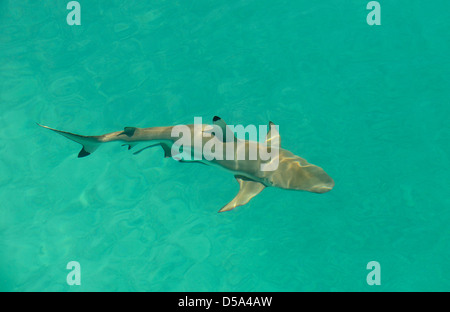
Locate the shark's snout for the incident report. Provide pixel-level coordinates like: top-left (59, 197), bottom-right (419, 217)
top-left (306, 166), bottom-right (334, 193)
top-left (310, 178), bottom-right (334, 193)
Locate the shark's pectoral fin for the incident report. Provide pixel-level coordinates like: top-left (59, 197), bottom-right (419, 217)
top-left (219, 177), bottom-right (266, 212)
top-left (177, 159), bottom-right (208, 165)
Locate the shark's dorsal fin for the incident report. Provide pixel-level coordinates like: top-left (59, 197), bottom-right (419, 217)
top-left (212, 116), bottom-right (237, 143)
top-left (264, 121), bottom-right (280, 147)
top-left (218, 176), bottom-right (265, 212)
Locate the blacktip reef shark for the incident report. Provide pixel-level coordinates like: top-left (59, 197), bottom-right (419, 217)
top-left (38, 117), bottom-right (334, 212)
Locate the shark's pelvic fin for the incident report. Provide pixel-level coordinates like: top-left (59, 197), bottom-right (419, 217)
top-left (37, 123), bottom-right (102, 158)
top-left (132, 142), bottom-right (173, 158)
top-left (212, 116), bottom-right (237, 143)
top-left (219, 176), bottom-right (265, 212)
top-left (160, 143), bottom-right (173, 158)
top-left (122, 142), bottom-right (139, 150)
top-left (132, 144), bottom-right (159, 155)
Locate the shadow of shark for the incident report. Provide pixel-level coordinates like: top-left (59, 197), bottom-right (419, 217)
top-left (38, 116), bottom-right (334, 212)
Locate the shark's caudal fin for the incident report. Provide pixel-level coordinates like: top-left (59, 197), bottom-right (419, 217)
top-left (37, 123), bottom-right (103, 158)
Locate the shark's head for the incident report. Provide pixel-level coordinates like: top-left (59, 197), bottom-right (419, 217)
top-left (269, 155), bottom-right (334, 193)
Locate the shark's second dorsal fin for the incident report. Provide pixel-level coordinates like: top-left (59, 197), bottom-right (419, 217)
top-left (212, 116), bottom-right (237, 143)
top-left (265, 121), bottom-right (280, 147)
top-left (218, 176), bottom-right (266, 212)
top-left (120, 127), bottom-right (137, 137)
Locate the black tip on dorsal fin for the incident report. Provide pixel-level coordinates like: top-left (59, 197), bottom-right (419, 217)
top-left (265, 121), bottom-right (281, 147)
top-left (78, 147), bottom-right (91, 158)
top-left (211, 116), bottom-right (237, 143)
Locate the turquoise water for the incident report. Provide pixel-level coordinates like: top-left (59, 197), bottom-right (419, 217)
top-left (1, 0), bottom-right (449, 292)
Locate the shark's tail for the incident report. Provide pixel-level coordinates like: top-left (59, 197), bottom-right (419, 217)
top-left (37, 123), bottom-right (103, 158)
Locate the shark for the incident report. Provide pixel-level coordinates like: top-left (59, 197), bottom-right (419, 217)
top-left (38, 117), bottom-right (334, 212)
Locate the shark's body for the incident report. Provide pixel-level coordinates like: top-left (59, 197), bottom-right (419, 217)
top-left (38, 117), bottom-right (334, 212)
